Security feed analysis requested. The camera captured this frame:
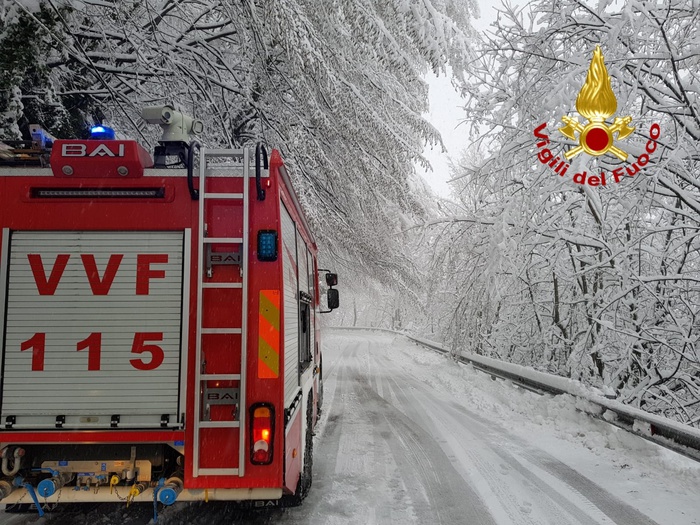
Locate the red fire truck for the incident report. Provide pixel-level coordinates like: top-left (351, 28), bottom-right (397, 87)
top-left (0, 106), bottom-right (338, 515)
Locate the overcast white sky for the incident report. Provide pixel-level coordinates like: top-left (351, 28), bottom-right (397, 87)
top-left (418, 73), bottom-right (464, 198)
top-left (418, 1), bottom-right (517, 198)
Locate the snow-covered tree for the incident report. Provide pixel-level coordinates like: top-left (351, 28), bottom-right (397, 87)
top-left (430, 0), bottom-right (700, 425)
top-left (3, 0), bottom-right (475, 285)
top-left (0, 1), bottom-right (95, 138)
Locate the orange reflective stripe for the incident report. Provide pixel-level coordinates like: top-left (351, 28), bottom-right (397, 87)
top-left (258, 290), bottom-right (280, 378)
top-left (259, 290), bottom-right (280, 331)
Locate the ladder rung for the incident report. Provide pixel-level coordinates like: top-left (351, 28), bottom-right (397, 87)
top-left (203, 193), bottom-right (244, 199)
top-left (197, 468), bottom-right (240, 476)
top-left (202, 328), bottom-right (242, 335)
top-left (203, 168), bottom-right (249, 178)
top-left (202, 282), bottom-right (242, 289)
top-left (203, 237), bottom-right (243, 244)
top-left (201, 374), bottom-right (241, 380)
top-left (198, 421), bottom-right (240, 429)
top-left (203, 148), bottom-right (245, 157)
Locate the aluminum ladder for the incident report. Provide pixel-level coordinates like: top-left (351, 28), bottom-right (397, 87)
top-left (192, 147), bottom-right (251, 477)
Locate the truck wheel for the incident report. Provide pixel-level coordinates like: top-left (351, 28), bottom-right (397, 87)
top-left (317, 358), bottom-right (324, 416)
top-left (299, 392), bottom-right (314, 499)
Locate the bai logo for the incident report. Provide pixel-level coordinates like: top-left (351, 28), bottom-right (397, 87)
top-left (534, 46), bottom-right (660, 187)
top-left (61, 142), bottom-right (126, 157)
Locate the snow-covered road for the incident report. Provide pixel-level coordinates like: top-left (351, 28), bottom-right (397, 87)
top-left (285, 330), bottom-right (699, 525)
top-left (2, 330), bottom-right (699, 524)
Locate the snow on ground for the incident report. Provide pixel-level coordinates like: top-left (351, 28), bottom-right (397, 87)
top-left (299, 330), bottom-right (700, 525)
top-left (403, 333), bottom-right (700, 510)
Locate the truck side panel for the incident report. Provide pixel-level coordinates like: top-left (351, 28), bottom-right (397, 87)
top-left (281, 203), bottom-right (299, 408)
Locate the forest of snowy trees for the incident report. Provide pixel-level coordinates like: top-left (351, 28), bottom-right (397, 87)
top-left (438, 1), bottom-right (700, 427)
top-left (1, 0), bottom-right (699, 427)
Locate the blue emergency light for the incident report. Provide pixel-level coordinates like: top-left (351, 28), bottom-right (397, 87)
top-left (90, 125), bottom-right (116, 140)
top-left (257, 230), bottom-right (278, 261)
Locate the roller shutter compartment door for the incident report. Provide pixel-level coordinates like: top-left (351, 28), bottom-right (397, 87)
top-left (1, 231), bottom-right (185, 430)
top-left (280, 204), bottom-right (300, 408)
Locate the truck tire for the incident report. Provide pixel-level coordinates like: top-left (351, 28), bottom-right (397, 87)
top-left (317, 357), bottom-right (324, 416)
top-left (299, 392), bottom-right (314, 498)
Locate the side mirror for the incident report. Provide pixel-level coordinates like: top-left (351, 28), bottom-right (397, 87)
top-left (327, 288), bottom-right (339, 310)
top-left (319, 269), bottom-right (339, 313)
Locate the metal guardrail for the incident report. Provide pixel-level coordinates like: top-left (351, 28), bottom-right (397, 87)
top-left (331, 326), bottom-right (700, 462)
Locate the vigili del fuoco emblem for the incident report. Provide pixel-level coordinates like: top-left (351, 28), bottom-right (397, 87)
top-left (533, 46), bottom-right (660, 187)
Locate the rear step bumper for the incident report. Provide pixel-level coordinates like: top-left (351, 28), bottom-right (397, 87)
top-left (1, 487), bottom-right (282, 504)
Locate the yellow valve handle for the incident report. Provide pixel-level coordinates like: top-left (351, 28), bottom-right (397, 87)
top-left (126, 485), bottom-right (141, 507)
top-left (109, 475), bottom-right (120, 494)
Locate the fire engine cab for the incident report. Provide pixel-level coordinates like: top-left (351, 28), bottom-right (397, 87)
top-left (0, 106), bottom-right (338, 515)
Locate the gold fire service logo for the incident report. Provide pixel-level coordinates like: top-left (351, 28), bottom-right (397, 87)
top-left (533, 46), bottom-right (660, 187)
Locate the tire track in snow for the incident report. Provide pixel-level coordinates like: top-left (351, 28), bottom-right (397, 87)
top-left (280, 339), bottom-right (357, 524)
top-left (382, 373), bottom-right (547, 525)
top-left (412, 383), bottom-right (599, 525)
top-left (440, 399), bottom-right (663, 525)
top-left (283, 336), bottom-right (419, 524)
top-left (378, 358), bottom-right (596, 525)
top-left (377, 344), bottom-right (662, 525)
top-left (370, 338), bottom-right (663, 525)
top-left (351, 359), bottom-right (498, 524)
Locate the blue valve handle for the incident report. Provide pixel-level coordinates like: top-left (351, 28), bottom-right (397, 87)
top-left (152, 478), bottom-right (165, 523)
top-left (23, 483), bottom-right (44, 518)
top-left (32, 467), bottom-right (59, 477)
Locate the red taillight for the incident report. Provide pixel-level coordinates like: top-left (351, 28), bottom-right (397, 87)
top-left (250, 404), bottom-right (275, 465)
